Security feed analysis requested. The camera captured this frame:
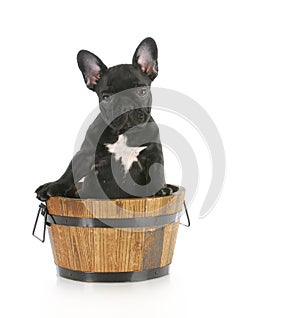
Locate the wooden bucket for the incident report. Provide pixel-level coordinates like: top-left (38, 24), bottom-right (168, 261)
top-left (44, 185), bottom-right (185, 282)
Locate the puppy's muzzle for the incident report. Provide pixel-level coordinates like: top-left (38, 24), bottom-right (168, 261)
top-left (100, 98), bottom-right (150, 128)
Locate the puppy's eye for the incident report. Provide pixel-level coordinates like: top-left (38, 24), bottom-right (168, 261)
top-left (102, 94), bottom-right (110, 102)
top-left (137, 87), bottom-right (149, 97)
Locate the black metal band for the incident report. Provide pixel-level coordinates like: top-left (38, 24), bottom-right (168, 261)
top-left (57, 265), bottom-right (170, 282)
top-left (46, 212), bottom-right (182, 228)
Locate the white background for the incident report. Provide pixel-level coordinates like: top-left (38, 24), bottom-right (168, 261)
top-left (1, 0), bottom-right (300, 317)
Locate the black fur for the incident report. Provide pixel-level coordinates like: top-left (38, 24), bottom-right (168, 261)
top-left (35, 38), bottom-right (172, 201)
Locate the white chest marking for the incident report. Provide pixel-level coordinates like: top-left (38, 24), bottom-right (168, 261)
top-left (105, 134), bottom-right (147, 174)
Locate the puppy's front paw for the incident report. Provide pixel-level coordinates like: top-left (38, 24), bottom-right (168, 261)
top-left (154, 186), bottom-right (173, 197)
top-left (35, 181), bottom-right (67, 201)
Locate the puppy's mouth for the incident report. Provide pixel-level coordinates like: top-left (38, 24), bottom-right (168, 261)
top-left (110, 113), bottom-right (128, 129)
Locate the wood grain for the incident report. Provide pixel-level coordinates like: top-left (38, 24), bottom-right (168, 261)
top-left (47, 186), bottom-right (185, 273)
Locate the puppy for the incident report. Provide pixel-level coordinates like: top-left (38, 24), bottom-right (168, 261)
top-left (36, 37), bottom-right (173, 201)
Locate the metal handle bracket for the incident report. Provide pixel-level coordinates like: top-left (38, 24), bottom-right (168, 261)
top-left (32, 203), bottom-right (48, 242)
top-left (180, 201), bottom-right (191, 227)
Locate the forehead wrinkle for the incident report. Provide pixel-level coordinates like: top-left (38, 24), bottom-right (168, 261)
top-left (108, 75), bottom-right (138, 91)
top-left (98, 65), bottom-right (151, 94)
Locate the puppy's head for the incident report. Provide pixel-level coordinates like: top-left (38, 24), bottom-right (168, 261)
top-left (77, 38), bottom-right (158, 131)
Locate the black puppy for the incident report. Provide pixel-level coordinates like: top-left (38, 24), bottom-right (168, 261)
top-left (36, 37), bottom-right (172, 201)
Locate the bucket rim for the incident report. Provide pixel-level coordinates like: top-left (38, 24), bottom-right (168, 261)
top-left (48, 184), bottom-right (185, 204)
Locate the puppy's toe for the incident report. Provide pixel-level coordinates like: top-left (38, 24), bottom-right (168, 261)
top-left (155, 186), bottom-right (173, 197)
top-left (35, 184), bottom-right (44, 193)
top-left (36, 190), bottom-right (49, 201)
top-left (35, 182), bottom-right (51, 194)
top-left (163, 187), bottom-right (173, 196)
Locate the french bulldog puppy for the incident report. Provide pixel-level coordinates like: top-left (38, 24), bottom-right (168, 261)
top-left (36, 37), bottom-right (173, 201)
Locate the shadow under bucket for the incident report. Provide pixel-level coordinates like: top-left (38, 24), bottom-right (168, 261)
top-left (34, 185), bottom-right (187, 282)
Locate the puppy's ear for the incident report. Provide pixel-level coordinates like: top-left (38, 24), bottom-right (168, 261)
top-left (132, 37), bottom-right (158, 81)
top-left (77, 50), bottom-right (107, 90)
